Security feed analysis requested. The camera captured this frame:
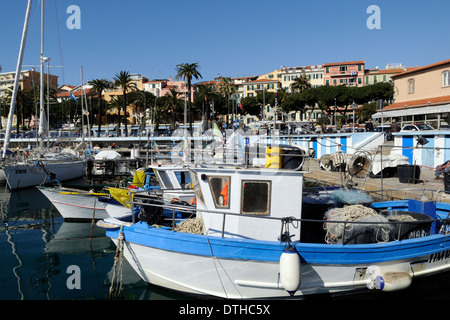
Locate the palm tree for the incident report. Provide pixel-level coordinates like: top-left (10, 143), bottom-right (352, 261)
top-left (175, 62), bottom-right (202, 132)
top-left (290, 73), bottom-right (311, 93)
top-left (6, 86), bottom-right (33, 134)
top-left (113, 70), bottom-right (136, 136)
top-left (218, 77), bottom-right (236, 126)
top-left (129, 89), bottom-right (155, 129)
top-left (196, 84), bottom-right (215, 129)
top-left (164, 88), bottom-right (183, 129)
top-left (88, 79), bottom-right (108, 137)
top-left (109, 95), bottom-right (124, 134)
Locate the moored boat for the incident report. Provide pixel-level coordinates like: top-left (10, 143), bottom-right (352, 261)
top-left (98, 165), bottom-right (450, 299)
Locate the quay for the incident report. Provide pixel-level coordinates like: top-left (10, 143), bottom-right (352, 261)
top-left (5, 131), bottom-right (450, 205)
top-left (303, 157), bottom-right (450, 204)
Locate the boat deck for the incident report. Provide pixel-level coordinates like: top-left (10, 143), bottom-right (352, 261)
top-left (303, 158), bottom-right (450, 203)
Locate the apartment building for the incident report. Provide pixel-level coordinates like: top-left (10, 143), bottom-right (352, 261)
top-left (280, 65), bottom-right (324, 91)
top-left (0, 69), bottom-right (58, 97)
top-left (144, 78), bottom-right (191, 99)
top-left (365, 64), bottom-right (405, 85)
top-left (242, 78), bottom-right (281, 98)
top-left (323, 60), bottom-right (365, 87)
top-left (373, 59), bottom-right (450, 129)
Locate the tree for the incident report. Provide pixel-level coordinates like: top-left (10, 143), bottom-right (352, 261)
top-left (290, 73), bottom-right (311, 93)
top-left (6, 86), bottom-right (33, 134)
top-left (164, 88), bottom-right (184, 129)
top-left (88, 79), bottom-right (108, 136)
top-left (108, 95), bottom-right (124, 133)
top-left (218, 77), bottom-right (237, 126)
top-left (129, 89), bottom-right (156, 129)
top-left (194, 84), bottom-right (216, 129)
top-left (113, 70), bottom-right (136, 136)
top-left (175, 62), bottom-right (202, 132)
top-left (239, 96), bottom-right (260, 116)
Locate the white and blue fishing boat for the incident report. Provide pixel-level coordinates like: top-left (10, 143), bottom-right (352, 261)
top-left (98, 165), bottom-right (450, 299)
top-left (38, 164), bottom-right (194, 221)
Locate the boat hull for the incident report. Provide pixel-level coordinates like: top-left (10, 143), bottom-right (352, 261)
top-left (3, 160), bottom-right (86, 190)
top-left (37, 187), bottom-right (129, 220)
top-left (107, 221), bottom-right (450, 299)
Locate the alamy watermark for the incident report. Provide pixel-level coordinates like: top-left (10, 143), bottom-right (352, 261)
top-left (66, 5), bottom-right (81, 30)
top-left (66, 265), bottom-right (81, 289)
top-left (366, 5), bottom-right (381, 29)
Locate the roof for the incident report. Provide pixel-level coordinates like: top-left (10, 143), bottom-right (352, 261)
top-left (56, 88), bottom-right (94, 98)
top-left (243, 78), bottom-right (280, 84)
top-left (323, 60), bottom-right (365, 67)
top-left (383, 95), bottom-right (450, 111)
top-left (391, 59), bottom-right (450, 78)
top-left (365, 68), bottom-right (405, 75)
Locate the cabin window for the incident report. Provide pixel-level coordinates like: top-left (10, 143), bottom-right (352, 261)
top-left (241, 180), bottom-right (271, 215)
top-left (156, 171), bottom-right (174, 189)
top-left (208, 176), bottom-right (230, 208)
top-left (175, 171), bottom-right (192, 189)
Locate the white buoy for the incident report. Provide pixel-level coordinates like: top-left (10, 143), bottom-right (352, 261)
top-left (366, 266), bottom-right (412, 292)
top-left (279, 244), bottom-right (301, 296)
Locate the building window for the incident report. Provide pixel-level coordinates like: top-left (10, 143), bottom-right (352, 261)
top-left (340, 66), bottom-right (348, 72)
top-left (358, 65), bottom-right (362, 71)
top-left (358, 77), bottom-right (362, 84)
top-left (442, 71), bottom-right (450, 87)
top-left (325, 80), bottom-right (330, 85)
top-left (408, 79), bottom-right (415, 94)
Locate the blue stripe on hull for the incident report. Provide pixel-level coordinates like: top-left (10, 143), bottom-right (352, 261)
top-left (106, 222), bottom-right (450, 265)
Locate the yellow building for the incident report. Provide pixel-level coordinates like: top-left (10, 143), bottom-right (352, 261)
top-left (242, 78), bottom-right (280, 98)
top-left (0, 69), bottom-right (58, 97)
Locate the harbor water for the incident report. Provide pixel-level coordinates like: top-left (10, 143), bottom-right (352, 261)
top-left (2, 184), bottom-right (450, 301)
top-left (0, 185), bottom-right (188, 300)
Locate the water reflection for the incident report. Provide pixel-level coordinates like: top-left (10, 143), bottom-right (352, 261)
top-left (0, 187), bottom-right (188, 300)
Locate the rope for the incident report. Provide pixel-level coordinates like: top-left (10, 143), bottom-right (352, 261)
top-left (174, 217), bottom-right (204, 234)
top-left (109, 226), bottom-right (124, 299)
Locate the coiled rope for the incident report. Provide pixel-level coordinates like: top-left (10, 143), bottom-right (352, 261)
top-left (174, 217), bottom-right (204, 234)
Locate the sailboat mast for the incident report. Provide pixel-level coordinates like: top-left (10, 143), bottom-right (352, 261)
top-left (38, 0), bottom-right (46, 148)
top-left (2, 0), bottom-right (33, 158)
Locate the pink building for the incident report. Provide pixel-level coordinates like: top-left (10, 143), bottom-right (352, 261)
top-left (323, 60), bottom-right (365, 87)
top-left (144, 78), bottom-right (193, 101)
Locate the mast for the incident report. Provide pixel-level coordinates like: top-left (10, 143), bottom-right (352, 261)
top-left (2, 0), bottom-right (33, 158)
top-left (38, 0), bottom-right (46, 148)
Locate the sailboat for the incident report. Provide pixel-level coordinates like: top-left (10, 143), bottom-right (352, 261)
top-left (1, 0), bottom-right (86, 190)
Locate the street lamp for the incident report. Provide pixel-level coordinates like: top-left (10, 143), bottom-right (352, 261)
top-left (351, 101), bottom-right (357, 133)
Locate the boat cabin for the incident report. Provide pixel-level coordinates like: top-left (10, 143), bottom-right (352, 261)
top-left (149, 164), bottom-right (195, 203)
top-left (188, 166), bottom-right (304, 241)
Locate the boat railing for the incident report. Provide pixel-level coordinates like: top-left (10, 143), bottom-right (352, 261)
top-left (129, 194), bottom-right (450, 243)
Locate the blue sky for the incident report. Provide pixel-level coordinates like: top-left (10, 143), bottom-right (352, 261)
top-left (1, 0), bottom-right (449, 86)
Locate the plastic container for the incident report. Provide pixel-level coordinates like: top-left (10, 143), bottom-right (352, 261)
top-left (397, 164), bottom-right (421, 184)
top-left (265, 146), bottom-right (282, 169)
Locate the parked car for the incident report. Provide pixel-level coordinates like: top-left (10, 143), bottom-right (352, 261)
top-left (374, 125), bottom-right (390, 133)
top-left (400, 123), bottom-right (435, 132)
